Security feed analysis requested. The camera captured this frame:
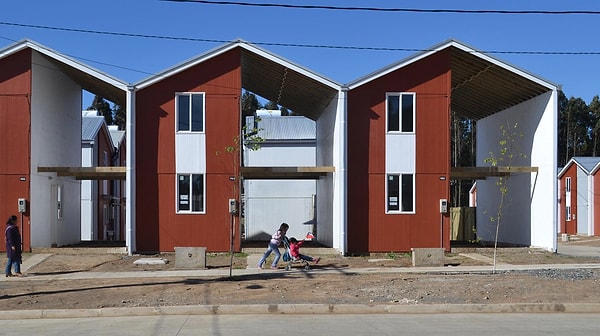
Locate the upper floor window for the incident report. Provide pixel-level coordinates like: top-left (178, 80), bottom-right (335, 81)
top-left (177, 93), bottom-right (205, 132)
top-left (565, 177), bottom-right (571, 193)
top-left (387, 93), bottom-right (415, 133)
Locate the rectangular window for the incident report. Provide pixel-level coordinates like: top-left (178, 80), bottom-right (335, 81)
top-left (565, 177), bottom-right (571, 192)
top-left (177, 174), bottom-right (205, 213)
top-left (386, 93), bottom-right (415, 133)
top-left (566, 206), bottom-right (571, 221)
top-left (387, 173), bottom-right (414, 213)
top-left (177, 93), bottom-right (205, 132)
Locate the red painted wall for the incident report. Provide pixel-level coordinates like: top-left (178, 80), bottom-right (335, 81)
top-left (95, 125), bottom-right (113, 240)
top-left (0, 49), bottom-right (31, 252)
top-left (347, 50), bottom-right (451, 253)
top-left (594, 172), bottom-right (600, 236)
top-left (559, 164), bottom-right (577, 234)
top-left (135, 48), bottom-right (242, 252)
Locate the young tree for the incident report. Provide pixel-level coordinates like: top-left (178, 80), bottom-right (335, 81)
top-left (113, 104), bottom-right (126, 130)
top-left (484, 121), bottom-right (525, 273)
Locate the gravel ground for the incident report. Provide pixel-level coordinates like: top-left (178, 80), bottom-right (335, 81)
top-left (1, 239), bottom-right (599, 310)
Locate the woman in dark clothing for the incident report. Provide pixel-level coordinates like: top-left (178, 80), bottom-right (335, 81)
top-left (5, 215), bottom-right (22, 277)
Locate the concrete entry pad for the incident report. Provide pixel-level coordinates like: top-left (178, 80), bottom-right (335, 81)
top-left (175, 247), bottom-right (207, 269)
top-left (411, 248), bottom-right (444, 267)
top-left (133, 258), bottom-right (169, 265)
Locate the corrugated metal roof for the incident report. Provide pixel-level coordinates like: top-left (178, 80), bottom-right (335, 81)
top-left (82, 116), bottom-right (105, 142)
top-left (557, 156), bottom-right (600, 177)
top-left (255, 116), bottom-right (315, 140)
top-left (109, 126), bottom-right (125, 148)
top-left (572, 156), bottom-right (600, 174)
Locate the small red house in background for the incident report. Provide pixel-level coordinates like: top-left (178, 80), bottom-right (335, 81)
top-left (557, 156), bottom-right (600, 236)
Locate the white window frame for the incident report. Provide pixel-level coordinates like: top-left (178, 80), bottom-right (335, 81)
top-left (565, 177), bottom-right (572, 221)
top-left (177, 173), bottom-right (206, 214)
top-left (386, 173), bottom-right (415, 214)
top-left (386, 92), bottom-right (415, 134)
top-left (176, 92), bottom-right (205, 133)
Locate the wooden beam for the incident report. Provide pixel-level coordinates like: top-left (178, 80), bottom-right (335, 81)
top-left (451, 166), bottom-right (538, 179)
top-left (239, 166), bottom-right (335, 179)
top-left (38, 166), bottom-right (127, 180)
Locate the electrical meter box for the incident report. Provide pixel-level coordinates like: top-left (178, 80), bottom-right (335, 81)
top-left (18, 198), bottom-right (26, 213)
top-left (439, 199), bottom-right (448, 213)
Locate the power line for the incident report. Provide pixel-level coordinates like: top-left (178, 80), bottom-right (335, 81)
top-left (163, 0), bottom-right (600, 15)
top-left (2, 21), bottom-right (600, 56)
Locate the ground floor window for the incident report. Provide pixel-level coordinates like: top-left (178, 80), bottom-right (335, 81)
top-left (177, 174), bottom-right (205, 213)
top-left (386, 173), bottom-right (414, 213)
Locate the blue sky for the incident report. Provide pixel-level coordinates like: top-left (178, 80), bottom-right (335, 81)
top-left (2, 0), bottom-right (600, 107)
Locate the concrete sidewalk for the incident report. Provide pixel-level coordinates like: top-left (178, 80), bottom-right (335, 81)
top-left (1, 243), bottom-right (598, 318)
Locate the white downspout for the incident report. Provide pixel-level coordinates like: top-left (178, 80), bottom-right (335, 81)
top-left (588, 174), bottom-right (594, 236)
top-left (125, 85), bottom-right (136, 255)
top-left (339, 88), bottom-right (348, 255)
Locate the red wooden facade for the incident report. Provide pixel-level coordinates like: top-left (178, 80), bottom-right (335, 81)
top-left (594, 173), bottom-right (600, 236)
top-left (0, 49), bottom-right (31, 252)
top-left (347, 49), bottom-right (451, 253)
top-left (135, 48), bottom-right (242, 252)
top-left (95, 124), bottom-right (115, 240)
top-left (558, 163), bottom-right (577, 234)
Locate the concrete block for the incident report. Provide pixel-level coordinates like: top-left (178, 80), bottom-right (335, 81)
top-left (411, 248), bottom-right (444, 267)
top-left (175, 247), bottom-right (207, 269)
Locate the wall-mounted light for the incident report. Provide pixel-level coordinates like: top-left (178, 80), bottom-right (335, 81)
top-left (439, 176), bottom-right (446, 181)
top-left (19, 177), bottom-right (26, 181)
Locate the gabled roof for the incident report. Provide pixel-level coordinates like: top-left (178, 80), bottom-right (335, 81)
top-left (135, 40), bottom-right (342, 120)
top-left (558, 156), bottom-right (600, 177)
top-left (82, 116), bottom-right (106, 142)
top-left (347, 39), bottom-right (558, 121)
top-left (0, 39), bottom-right (128, 105)
top-left (109, 126), bottom-right (126, 148)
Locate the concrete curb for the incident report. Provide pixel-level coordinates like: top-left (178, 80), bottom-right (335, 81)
top-left (2, 303), bottom-right (600, 319)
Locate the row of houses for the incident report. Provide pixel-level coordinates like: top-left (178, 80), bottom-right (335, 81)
top-left (0, 38), bottom-right (559, 255)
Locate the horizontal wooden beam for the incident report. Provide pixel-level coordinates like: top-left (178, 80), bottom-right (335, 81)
top-left (451, 166), bottom-right (538, 179)
top-left (38, 166), bottom-right (126, 180)
top-left (240, 166), bottom-right (335, 179)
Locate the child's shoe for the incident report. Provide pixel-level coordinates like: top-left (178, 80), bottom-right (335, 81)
top-left (257, 263), bottom-right (264, 269)
top-left (314, 257), bottom-right (320, 264)
top-left (270, 266), bottom-right (278, 270)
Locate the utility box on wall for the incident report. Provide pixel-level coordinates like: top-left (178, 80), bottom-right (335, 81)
top-left (174, 247), bottom-right (207, 269)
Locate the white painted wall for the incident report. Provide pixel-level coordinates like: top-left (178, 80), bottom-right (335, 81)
top-left (476, 90), bottom-right (557, 251)
top-left (316, 91), bottom-right (344, 252)
top-left (244, 133), bottom-right (317, 240)
top-left (30, 51), bottom-right (82, 247)
top-left (576, 167), bottom-right (590, 234)
top-left (80, 146), bottom-right (96, 240)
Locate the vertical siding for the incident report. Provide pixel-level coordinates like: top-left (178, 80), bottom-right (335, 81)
top-left (0, 49), bottom-right (31, 252)
top-left (96, 126), bottom-right (113, 240)
top-left (135, 48), bottom-right (242, 252)
top-left (347, 50), bottom-right (451, 253)
top-left (559, 164), bottom-right (578, 234)
top-left (594, 173), bottom-right (600, 236)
